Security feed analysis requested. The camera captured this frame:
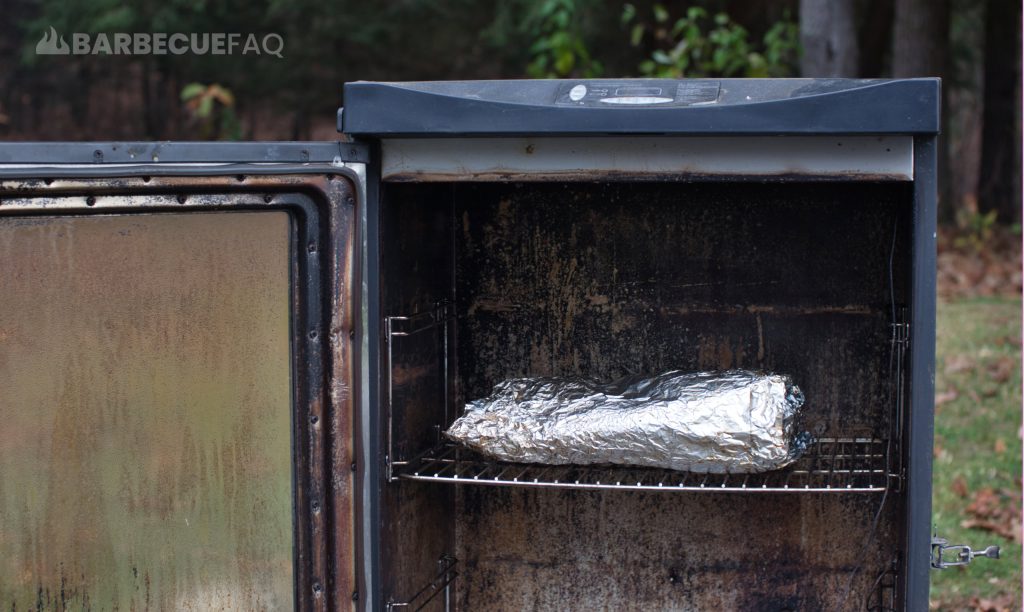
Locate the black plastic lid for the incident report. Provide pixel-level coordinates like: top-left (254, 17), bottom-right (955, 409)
top-left (340, 78), bottom-right (939, 137)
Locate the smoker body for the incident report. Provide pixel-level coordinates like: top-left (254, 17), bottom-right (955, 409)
top-left (345, 78), bottom-right (939, 612)
top-left (0, 79), bottom-right (963, 611)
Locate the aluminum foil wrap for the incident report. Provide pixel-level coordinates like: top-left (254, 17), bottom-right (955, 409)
top-left (445, 370), bottom-right (809, 473)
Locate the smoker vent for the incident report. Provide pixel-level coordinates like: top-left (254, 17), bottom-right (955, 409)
top-left (394, 437), bottom-right (894, 493)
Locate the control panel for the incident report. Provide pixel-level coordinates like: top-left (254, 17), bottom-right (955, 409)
top-left (554, 80), bottom-right (721, 107)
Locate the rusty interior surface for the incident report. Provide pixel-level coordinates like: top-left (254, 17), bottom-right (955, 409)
top-left (0, 212), bottom-right (295, 610)
top-left (381, 181), bottom-right (912, 610)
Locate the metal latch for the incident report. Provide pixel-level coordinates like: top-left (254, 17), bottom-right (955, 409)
top-left (931, 535), bottom-right (1000, 569)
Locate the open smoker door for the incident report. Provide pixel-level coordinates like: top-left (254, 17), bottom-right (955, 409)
top-left (0, 142), bottom-right (365, 612)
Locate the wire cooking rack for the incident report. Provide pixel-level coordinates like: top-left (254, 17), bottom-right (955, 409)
top-left (394, 437), bottom-right (894, 492)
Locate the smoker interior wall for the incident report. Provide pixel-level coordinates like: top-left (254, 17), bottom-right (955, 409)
top-left (455, 182), bottom-right (911, 436)
top-left (456, 488), bottom-right (897, 610)
top-left (381, 181), bottom-right (911, 610)
top-left (380, 184), bottom-right (456, 610)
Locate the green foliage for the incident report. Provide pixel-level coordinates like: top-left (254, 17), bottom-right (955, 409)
top-left (525, 0), bottom-right (602, 78)
top-left (180, 82), bottom-right (241, 140)
top-left (954, 209), bottom-right (1000, 252)
top-left (623, 4), bottom-right (798, 78)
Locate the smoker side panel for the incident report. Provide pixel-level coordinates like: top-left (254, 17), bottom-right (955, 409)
top-left (904, 136), bottom-right (938, 608)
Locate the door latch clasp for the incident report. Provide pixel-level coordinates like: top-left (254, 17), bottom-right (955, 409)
top-left (931, 536), bottom-right (1001, 569)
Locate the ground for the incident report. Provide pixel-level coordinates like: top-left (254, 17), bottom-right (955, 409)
top-left (930, 297), bottom-right (1022, 611)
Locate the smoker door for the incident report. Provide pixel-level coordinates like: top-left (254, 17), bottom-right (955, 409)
top-left (0, 142), bottom-right (364, 612)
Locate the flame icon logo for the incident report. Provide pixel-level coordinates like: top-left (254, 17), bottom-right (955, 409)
top-left (36, 27), bottom-right (70, 55)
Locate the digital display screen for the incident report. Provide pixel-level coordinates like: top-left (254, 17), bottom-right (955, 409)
top-left (614, 86), bottom-right (664, 97)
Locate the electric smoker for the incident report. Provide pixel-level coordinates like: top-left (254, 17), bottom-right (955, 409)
top-left (0, 78), bottom-right (999, 611)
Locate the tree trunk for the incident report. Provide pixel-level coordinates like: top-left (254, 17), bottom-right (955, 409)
top-left (858, 0), bottom-right (894, 78)
top-left (978, 0), bottom-right (1022, 224)
top-left (892, 0), bottom-right (953, 223)
top-left (799, 0), bottom-right (859, 77)
top-left (892, 0), bottom-right (950, 75)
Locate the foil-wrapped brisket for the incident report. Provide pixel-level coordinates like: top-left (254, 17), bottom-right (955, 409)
top-left (445, 370), bottom-right (809, 473)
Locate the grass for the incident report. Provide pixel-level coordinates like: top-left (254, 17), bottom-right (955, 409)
top-left (931, 297), bottom-right (1022, 610)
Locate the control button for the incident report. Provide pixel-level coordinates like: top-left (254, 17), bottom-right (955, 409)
top-left (569, 84), bottom-right (588, 101)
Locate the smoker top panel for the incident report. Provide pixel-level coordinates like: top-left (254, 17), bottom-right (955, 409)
top-left (340, 78), bottom-right (940, 136)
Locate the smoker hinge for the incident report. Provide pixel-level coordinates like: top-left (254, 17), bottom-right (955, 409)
top-left (931, 534), bottom-right (1001, 569)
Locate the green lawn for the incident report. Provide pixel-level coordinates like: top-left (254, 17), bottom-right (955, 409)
top-left (931, 297), bottom-right (1022, 610)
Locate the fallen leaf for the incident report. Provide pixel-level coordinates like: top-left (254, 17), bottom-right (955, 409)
top-left (987, 356), bottom-right (1015, 384)
top-left (961, 487), bottom-right (1023, 543)
top-left (969, 593), bottom-right (1019, 612)
top-left (945, 354), bottom-right (976, 375)
top-left (968, 487), bottom-right (1001, 513)
top-left (951, 476), bottom-right (969, 498)
top-left (994, 438), bottom-right (1007, 454)
top-left (935, 388), bottom-right (959, 406)
top-left (937, 226), bottom-right (1023, 299)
